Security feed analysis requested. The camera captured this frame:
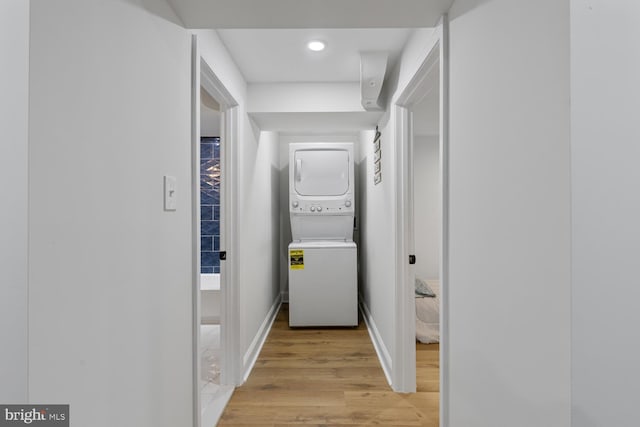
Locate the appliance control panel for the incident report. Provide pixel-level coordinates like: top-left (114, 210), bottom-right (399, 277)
top-left (290, 198), bottom-right (354, 214)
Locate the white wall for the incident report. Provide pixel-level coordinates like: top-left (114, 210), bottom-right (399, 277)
top-left (201, 105), bottom-right (220, 137)
top-left (358, 120), bottom-right (397, 371)
top-left (29, 1), bottom-right (193, 426)
top-left (0, 0), bottom-right (29, 403)
top-left (447, 1), bottom-right (571, 426)
top-left (571, 2), bottom-right (640, 426)
top-left (238, 128), bottom-right (281, 358)
top-left (195, 30), bottom-right (282, 376)
top-left (358, 26), bottom-right (441, 386)
top-left (413, 135), bottom-right (440, 280)
top-left (247, 83), bottom-right (383, 133)
top-left (382, 28), bottom-right (439, 106)
top-left (248, 83), bottom-right (363, 113)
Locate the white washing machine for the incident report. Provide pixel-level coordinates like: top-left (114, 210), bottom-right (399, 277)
top-left (288, 142), bottom-right (358, 327)
top-left (288, 241), bottom-right (357, 327)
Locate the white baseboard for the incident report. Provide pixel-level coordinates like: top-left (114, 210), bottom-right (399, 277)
top-left (359, 296), bottom-right (393, 386)
top-left (242, 295), bottom-right (282, 382)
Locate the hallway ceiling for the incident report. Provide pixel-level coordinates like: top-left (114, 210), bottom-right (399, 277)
top-left (168, 0), bottom-right (450, 84)
top-left (167, 0), bottom-right (451, 131)
top-left (216, 28), bottom-right (413, 83)
top-left (167, 0), bottom-right (453, 29)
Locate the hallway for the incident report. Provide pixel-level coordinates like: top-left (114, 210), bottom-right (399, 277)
top-left (218, 305), bottom-right (439, 426)
top-left (8, 1), bottom-right (625, 426)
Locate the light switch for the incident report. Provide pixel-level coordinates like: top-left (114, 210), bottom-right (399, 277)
top-left (164, 175), bottom-right (177, 211)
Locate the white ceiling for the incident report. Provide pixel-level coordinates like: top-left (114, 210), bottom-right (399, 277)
top-left (167, 0), bottom-right (454, 29)
top-left (172, 0), bottom-right (451, 132)
top-left (217, 28), bottom-right (413, 83)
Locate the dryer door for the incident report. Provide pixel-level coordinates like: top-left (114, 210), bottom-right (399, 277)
top-left (293, 149), bottom-right (350, 196)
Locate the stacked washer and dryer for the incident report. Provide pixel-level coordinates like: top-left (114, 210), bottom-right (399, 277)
top-left (288, 142), bottom-right (358, 327)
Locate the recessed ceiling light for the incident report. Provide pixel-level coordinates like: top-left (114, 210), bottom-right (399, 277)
top-left (307, 40), bottom-right (326, 52)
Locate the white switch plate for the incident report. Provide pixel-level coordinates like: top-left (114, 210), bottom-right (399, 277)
top-left (164, 175), bottom-right (177, 211)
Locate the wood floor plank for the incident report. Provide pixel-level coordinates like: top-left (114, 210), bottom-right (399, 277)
top-left (217, 304), bottom-right (439, 427)
top-left (242, 378), bottom-right (388, 392)
top-left (229, 390), bottom-right (346, 407)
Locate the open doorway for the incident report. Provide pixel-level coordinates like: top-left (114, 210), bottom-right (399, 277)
top-left (410, 67), bottom-right (442, 418)
top-left (192, 36), bottom-right (241, 427)
top-left (394, 16), bottom-right (448, 425)
top-left (198, 84), bottom-right (229, 425)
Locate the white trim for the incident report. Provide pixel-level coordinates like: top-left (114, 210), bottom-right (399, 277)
top-left (242, 296), bottom-right (283, 382)
top-left (359, 297), bottom-right (392, 386)
top-left (219, 105), bottom-right (241, 386)
top-left (392, 104), bottom-right (417, 393)
top-left (391, 27), bottom-right (441, 394)
top-left (199, 50), bottom-right (241, 388)
top-left (200, 386), bottom-right (234, 427)
top-left (395, 44), bottom-right (440, 107)
top-left (393, 14), bottom-right (450, 424)
top-left (190, 35), bottom-right (202, 427)
top-left (200, 58), bottom-right (238, 109)
top-left (192, 34), bottom-right (242, 427)
top-left (439, 15), bottom-right (450, 427)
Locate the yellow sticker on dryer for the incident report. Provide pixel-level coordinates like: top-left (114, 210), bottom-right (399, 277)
top-left (289, 249), bottom-right (304, 270)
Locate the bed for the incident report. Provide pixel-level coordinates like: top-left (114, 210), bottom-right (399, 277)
top-left (415, 279), bottom-right (440, 344)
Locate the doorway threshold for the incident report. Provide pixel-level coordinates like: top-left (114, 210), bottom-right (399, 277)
top-left (201, 384), bottom-right (233, 427)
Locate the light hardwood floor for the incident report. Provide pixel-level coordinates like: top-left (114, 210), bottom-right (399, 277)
top-left (217, 304), bottom-right (439, 426)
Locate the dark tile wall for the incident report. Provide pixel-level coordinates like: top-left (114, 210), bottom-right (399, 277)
top-left (201, 137), bottom-right (221, 273)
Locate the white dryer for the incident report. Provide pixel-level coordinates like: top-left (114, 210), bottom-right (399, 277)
top-left (288, 142), bottom-right (358, 327)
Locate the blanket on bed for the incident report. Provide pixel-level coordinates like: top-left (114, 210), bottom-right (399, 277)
top-left (416, 280), bottom-right (440, 344)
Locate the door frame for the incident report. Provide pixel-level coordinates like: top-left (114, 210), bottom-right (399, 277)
top-left (191, 34), bottom-right (241, 427)
top-left (393, 15), bottom-right (449, 426)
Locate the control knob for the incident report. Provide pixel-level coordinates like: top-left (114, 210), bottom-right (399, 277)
top-left (345, 200), bottom-right (352, 208)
